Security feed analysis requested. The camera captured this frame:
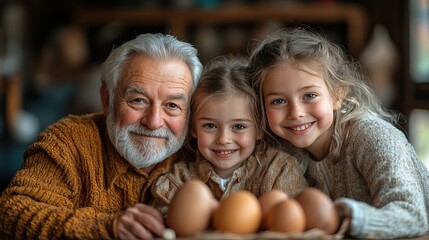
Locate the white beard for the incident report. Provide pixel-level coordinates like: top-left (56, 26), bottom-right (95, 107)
top-left (106, 112), bottom-right (186, 169)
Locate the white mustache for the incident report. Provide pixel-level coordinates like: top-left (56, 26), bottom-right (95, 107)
top-left (128, 125), bottom-right (170, 139)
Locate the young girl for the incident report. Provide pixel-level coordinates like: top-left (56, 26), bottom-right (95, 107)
top-left (248, 28), bottom-right (429, 238)
top-left (149, 56), bottom-right (308, 216)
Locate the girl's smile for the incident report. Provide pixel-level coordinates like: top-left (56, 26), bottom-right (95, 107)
top-left (263, 63), bottom-right (335, 160)
top-left (192, 94), bottom-right (258, 178)
top-left (212, 149), bottom-right (238, 158)
top-left (287, 122), bottom-right (315, 135)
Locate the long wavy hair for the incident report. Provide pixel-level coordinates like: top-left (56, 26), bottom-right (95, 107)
top-left (249, 28), bottom-right (401, 161)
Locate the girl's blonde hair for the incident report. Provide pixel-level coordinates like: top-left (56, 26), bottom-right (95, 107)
top-left (249, 27), bottom-right (401, 160)
top-left (185, 56), bottom-right (267, 163)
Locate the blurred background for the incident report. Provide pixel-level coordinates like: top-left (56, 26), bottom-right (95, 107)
top-left (1, 0), bottom-right (429, 193)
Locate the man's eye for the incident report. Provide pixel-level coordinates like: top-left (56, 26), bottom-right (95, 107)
top-left (131, 98), bottom-right (144, 103)
top-left (127, 98), bottom-right (146, 106)
top-left (167, 102), bottom-right (179, 109)
top-left (167, 102), bottom-right (186, 113)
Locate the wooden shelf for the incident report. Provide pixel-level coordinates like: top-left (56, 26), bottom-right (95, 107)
top-left (74, 3), bottom-right (369, 57)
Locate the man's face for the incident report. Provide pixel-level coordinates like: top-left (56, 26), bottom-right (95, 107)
top-left (106, 54), bottom-right (193, 169)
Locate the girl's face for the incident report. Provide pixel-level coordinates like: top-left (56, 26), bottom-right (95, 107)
top-left (262, 63), bottom-right (337, 160)
top-left (192, 95), bottom-right (259, 178)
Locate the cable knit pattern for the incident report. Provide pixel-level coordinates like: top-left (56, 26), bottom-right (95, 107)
top-left (0, 113), bottom-right (175, 239)
top-left (304, 114), bottom-right (429, 239)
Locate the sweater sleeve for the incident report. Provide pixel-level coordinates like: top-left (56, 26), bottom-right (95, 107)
top-left (0, 152), bottom-right (117, 239)
top-left (0, 117), bottom-right (117, 239)
top-left (258, 148), bottom-right (309, 198)
top-left (335, 117), bottom-right (429, 239)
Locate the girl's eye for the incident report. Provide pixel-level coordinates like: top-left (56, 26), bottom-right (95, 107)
top-left (233, 124), bottom-right (247, 130)
top-left (271, 99), bottom-right (286, 105)
top-left (303, 93), bottom-right (317, 100)
top-left (202, 123), bottom-right (216, 129)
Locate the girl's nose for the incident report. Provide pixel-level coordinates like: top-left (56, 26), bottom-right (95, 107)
top-left (287, 102), bottom-right (305, 120)
top-left (217, 129), bottom-right (232, 144)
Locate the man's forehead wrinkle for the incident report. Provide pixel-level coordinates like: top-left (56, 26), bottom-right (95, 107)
top-left (125, 83), bottom-right (189, 103)
top-left (126, 66), bottom-right (189, 86)
top-left (126, 67), bottom-right (162, 83)
top-left (125, 84), bottom-right (146, 95)
top-left (170, 92), bottom-right (188, 102)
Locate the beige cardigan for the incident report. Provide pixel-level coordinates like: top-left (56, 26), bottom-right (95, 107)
top-left (150, 146), bottom-right (308, 217)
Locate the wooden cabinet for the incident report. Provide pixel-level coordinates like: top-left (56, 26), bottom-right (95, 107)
top-left (73, 3), bottom-right (369, 62)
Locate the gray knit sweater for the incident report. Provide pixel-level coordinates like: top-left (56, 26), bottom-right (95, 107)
top-left (302, 114), bottom-right (429, 239)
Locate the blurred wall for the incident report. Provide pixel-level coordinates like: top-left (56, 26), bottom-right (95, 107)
top-left (0, 0), bottom-right (406, 192)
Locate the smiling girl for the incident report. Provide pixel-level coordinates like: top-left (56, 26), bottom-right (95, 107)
top-left (149, 56), bottom-right (308, 217)
top-left (249, 28), bottom-right (429, 239)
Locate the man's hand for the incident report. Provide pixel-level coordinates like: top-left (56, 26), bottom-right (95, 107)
top-left (117, 203), bottom-right (166, 240)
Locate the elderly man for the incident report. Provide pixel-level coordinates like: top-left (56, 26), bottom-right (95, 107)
top-left (0, 33), bottom-right (203, 239)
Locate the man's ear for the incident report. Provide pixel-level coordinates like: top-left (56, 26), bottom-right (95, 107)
top-left (100, 82), bottom-right (109, 116)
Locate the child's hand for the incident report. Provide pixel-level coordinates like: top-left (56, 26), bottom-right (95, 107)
top-left (335, 202), bottom-right (352, 219)
top-left (335, 202), bottom-right (352, 233)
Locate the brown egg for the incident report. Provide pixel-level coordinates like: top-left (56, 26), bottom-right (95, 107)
top-left (265, 198), bottom-right (306, 233)
top-left (258, 190), bottom-right (289, 230)
top-left (212, 190), bottom-right (262, 234)
top-left (294, 187), bottom-right (340, 234)
top-left (167, 179), bottom-right (218, 237)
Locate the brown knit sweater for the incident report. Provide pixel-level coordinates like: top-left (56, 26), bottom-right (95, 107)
top-left (0, 113), bottom-right (176, 239)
